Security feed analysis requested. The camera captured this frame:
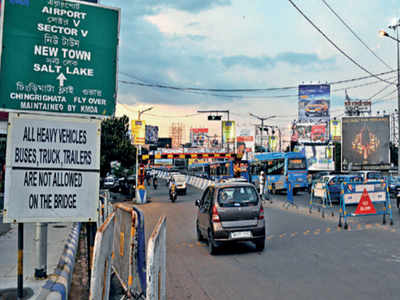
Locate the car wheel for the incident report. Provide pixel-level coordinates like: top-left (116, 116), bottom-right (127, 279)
top-left (196, 222), bottom-right (204, 242)
top-left (208, 230), bottom-right (217, 255)
top-left (254, 239), bottom-right (265, 251)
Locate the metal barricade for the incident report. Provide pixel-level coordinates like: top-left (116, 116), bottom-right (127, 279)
top-left (309, 180), bottom-right (334, 218)
top-left (90, 212), bottom-right (116, 300)
top-left (112, 204), bottom-right (146, 298)
top-left (146, 216), bottom-right (167, 300)
top-left (339, 180), bottom-right (394, 229)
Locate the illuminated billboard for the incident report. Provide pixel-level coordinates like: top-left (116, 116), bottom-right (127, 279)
top-left (298, 84), bottom-right (330, 122)
top-left (342, 116), bottom-right (390, 170)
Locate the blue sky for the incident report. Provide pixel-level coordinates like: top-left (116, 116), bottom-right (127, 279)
top-left (101, 0), bottom-right (400, 133)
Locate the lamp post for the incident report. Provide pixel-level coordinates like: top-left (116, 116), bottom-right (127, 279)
top-left (135, 106), bottom-right (153, 203)
top-left (249, 113), bottom-right (276, 151)
top-left (380, 18), bottom-right (400, 175)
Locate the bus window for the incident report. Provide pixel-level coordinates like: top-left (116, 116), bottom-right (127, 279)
top-left (287, 158), bottom-right (306, 170)
top-left (266, 159), bottom-right (284, 175)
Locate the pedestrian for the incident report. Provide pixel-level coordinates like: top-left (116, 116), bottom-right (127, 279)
top-left (259, 171), bottom-right (266, 198)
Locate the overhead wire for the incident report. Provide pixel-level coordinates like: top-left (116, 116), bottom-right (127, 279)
top-left (287, 0), bottom-right (395, 86)
top-left (321, 0), bottom-right (393, 70)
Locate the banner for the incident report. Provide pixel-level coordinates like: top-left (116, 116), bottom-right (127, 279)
top-left (291, 122), bottom-right (328, 143)
top-left (268, 136), bottom-right (278, 152)
top-left (222, 121), bottom-right (236, 144)
top-left (190, 128), bottom-right (208, 147)
top-left (330, 119), bottom-right (341, 142)
top-left (298, 84), bottom-right (330, 122)
top-left (131, 120), bottom-right (146, 145)
top-left (342, 116), bottom-right (390, 170)
top-left (145, 125), bottom-right (159, 145)
top-left (302, 145), bottom-right (334, 171)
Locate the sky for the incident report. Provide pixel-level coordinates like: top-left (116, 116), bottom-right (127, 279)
top-left (100, 0), bottom-right (400, 142)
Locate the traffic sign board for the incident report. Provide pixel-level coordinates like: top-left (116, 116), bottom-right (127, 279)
top-left (354, 188), bottom-right (376, 215)
top-left (3, 113), bottom-right (100, 223)
top-left (0, 0), bottom-right (120, 116)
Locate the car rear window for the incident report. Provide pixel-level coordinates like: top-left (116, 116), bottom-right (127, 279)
top-left (218, 186), bottom-right (258, 207)
top-left (367, 172), bottom-right (382, 180)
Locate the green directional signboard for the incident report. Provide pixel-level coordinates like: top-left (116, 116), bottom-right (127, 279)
top-left (0, 0), bottom-right (119, 116)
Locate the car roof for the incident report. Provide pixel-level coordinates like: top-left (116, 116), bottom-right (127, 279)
top-left (214, 181), bottom-right (255, 189)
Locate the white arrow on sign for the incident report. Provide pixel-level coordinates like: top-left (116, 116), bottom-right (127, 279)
top-left (56, 73), bottom-right (67, 87)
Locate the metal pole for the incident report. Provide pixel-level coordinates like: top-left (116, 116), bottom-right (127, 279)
top-left (17, 223), bottom-right (23, 299)
top-left (397, 27), bottom-right (400, 176)
top-left (260, 120), bottom-right (264, 151)
top-left (34, 223), bottom-right (47, 279)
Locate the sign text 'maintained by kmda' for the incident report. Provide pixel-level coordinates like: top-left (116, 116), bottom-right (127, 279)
top-left (3, 113), bottom-right (101, 223)
top-left (0, 0), bottom-right (120, 116)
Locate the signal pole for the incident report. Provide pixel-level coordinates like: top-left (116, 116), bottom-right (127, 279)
top-left (249, 113), bottom-right (276, 151)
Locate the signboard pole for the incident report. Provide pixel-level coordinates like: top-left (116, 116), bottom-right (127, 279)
top-left (34, 223), bottom-right (48, 279)
top-left (17, 223), bottom-right (23, 299)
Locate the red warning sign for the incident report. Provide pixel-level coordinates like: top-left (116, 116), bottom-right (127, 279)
top-left (355, 189), bottom-right (376, 215)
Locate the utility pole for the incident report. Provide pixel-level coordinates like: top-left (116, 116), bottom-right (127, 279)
top-left (197, 110), bottom-right (230, 152)
top-left (249, 113), bottom-right (276, 151)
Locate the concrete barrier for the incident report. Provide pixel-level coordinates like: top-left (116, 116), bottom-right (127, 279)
top-left (146, 216), bottom-right (166, 300)
top-left (37, 223), bottom-right (81, 300)
top-left (90, 213), bottom-right (115, 300)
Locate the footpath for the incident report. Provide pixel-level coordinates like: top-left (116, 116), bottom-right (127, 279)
top-left (0, 216), bottom-right (72, 299)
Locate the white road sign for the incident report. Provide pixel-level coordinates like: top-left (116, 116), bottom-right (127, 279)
top-left (3, 113), bottom-right (100, 223)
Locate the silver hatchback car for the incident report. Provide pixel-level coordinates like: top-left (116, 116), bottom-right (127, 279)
top-left (195, 182), bottom-right (266, 254)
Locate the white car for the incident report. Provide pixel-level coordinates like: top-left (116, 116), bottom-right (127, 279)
top-left (172, 174), bottom-right (187, 195)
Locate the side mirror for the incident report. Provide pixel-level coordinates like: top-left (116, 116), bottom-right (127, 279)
top-left (195, 199), bottom-right (200, 207)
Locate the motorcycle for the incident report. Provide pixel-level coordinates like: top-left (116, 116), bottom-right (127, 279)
top-left (153, 177), bottom-right (158, 190)
top-left (169, 183), bottom-right (177, 203)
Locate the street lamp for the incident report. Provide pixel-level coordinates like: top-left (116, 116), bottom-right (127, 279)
top-left (249, 113), bottom-right (276, 151)
top-left (380, 18), bottom-right (400, 175)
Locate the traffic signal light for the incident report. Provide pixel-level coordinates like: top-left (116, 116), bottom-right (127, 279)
top-left (208, 115), bottom-right (222, 121)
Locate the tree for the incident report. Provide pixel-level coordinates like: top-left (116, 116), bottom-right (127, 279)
top-left (100, 115), bottom-right (136, 177)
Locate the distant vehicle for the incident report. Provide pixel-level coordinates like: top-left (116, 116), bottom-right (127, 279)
top-left (388, 175), bottom-right (400, 194)
top-left (188, 160), bottom-right (250, 182)
top-left (103, 175), bottom-right (119, 192)
top-left (353, 171), bottom-right (383, 182)
top-left (195, 182), bottom-right (266, 254)
top-left (304, 99), bottom-right (328, 117)
top-left (172, 174), bottom-right (187, 195)
top-left (249, 152), bottom-right (310, 195)
top-left (322, 174), bottom-right (363, 203)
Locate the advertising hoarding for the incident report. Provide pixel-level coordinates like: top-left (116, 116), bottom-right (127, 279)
top-left (345, 100), bottom-right (371, 115)
top-left (302, 145), bottom-right (335, 171)
top-left (291, 122), bottom-right (329, 143)
top-left (298, 84), bottom-right (330, 122)
top-left (0, 0), bottom-right (119, 116)
top-left (222, 121), bottom-right (236, 143)
top-left (145, 125), bottom-right (159, 145)
top-left (131, 120), bottom-right (146, 145)
top-left (237, 136), bottom-right (254, 159)
top-left (3, 113), bottom-right (100, 223)
top-left (342, 116), bottom-right (390, 170)
top-left (190, 128), bottom-right (208, 147)
top-left (330, 119), bottom-right (341, 142)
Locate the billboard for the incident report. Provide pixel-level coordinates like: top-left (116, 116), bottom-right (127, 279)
top-left (222, 121), bottom-right (236, 143)
top-left (330, 119), bottom-right (341, 142)
top-left (145, 125), bottom-right (159, 145)
top-left (291, 122), bottom-right (329, 143)
top-left (190, 128), bottom-right (208, 147)
top-left (342, 116), bottom-right (390, 170)
top-left (131, 120), bottom-right (146, 145)
top-left (302, 145), bottom-right (335, 171)
top-left (237, 136), bottom-right (254, 159)
top-left (298, 84), bottom-right (330, 122)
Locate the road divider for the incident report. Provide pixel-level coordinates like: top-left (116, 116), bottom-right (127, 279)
top-left (309, 180), bottom-right (334, 218)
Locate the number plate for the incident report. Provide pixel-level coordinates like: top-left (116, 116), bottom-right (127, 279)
top-left (231, 231), bottom-right (252, 239)
top-left (295, 184), bottom-right (300, 187)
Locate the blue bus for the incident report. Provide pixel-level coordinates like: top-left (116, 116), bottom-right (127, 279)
top-left (249, 152), bottom-right (310, 194)
top-left (188, 160), bottom-right (250, 182)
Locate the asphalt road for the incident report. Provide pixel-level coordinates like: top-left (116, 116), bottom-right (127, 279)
top-left (112, 181), bottom-right (400, 300)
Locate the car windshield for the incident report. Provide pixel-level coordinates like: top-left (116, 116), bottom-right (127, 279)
top-left (218, 186), bottom-right (258, 207)
top-left (104, 178), bottom-right (114, 183)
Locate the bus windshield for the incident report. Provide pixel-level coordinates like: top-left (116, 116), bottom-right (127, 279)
top-left (287, 158), bottom-right (307, 170)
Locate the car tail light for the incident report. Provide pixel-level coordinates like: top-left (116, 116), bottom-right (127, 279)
top-left (212, 205), bottom-right (220, 222)
top-left (258, 206), bottom-right (264, 220)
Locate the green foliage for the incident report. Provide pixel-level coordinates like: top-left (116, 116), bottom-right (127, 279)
top-left (100, 115), bottom-right (136, 177)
